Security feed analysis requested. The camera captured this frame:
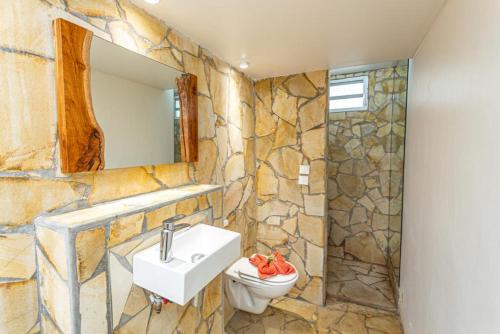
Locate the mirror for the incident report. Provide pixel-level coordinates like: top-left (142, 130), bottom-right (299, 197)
top-left (54, 19), bottom-right (198, 173)
top-left (90, 36), bottom-right (183, 169)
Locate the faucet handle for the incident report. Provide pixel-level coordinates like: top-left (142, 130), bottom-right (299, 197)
top-left (162, 215), bottom-right (186, 230)
top-left (173, 223), bottom-right (191, 232)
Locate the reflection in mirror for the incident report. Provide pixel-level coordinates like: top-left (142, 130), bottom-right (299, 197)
top-left (90, 36), bottom-right (183, 169)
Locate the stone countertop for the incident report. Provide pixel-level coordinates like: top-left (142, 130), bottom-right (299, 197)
top-left (38, 184), bottom-right (222, 229)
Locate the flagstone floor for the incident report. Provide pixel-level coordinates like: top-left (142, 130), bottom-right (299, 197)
top-left (225, 307), bottom-right (315, 334)
top-left (225, 296), bottom-right (402, 334)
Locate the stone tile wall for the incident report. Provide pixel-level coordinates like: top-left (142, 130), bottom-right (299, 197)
top-left (0, 1), bottom-right (255, 333)
top-left (255, 72), bottom-right (329, 305)
top-left (327, 65), bottom-right (407, 286)
top-left (35, 190), bottom-right (223, 333)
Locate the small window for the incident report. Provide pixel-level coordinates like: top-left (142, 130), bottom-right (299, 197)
top-left (174, 91), bottom-right (181, 118)
top-left (329, 76), bottom-right (368, 112)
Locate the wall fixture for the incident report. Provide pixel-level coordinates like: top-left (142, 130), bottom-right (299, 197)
top-left (144, 0), bottom-right (160, 4)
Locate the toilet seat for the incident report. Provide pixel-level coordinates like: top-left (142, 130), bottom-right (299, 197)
top-left (225, 257), bottom-right (298, 287)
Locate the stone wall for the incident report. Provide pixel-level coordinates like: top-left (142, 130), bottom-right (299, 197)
top-left (0, 1), bottom-right (255, 333)
top-left (255, 72), bottom-right (328, 305)
top-left (327, 65), bottom-right (407, 283)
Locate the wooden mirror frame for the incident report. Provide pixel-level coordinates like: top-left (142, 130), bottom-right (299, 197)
top-left (54, 18), bottom-right (198, 173)
top-left (176, 74), bottom-right (198, 162)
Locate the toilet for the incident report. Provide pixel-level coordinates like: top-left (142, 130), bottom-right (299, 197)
top-left (224, 257), bottom-right (299, 314)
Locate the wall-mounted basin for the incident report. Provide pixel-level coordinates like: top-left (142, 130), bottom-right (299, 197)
top-left (133, 223), bottom-right (240, 305)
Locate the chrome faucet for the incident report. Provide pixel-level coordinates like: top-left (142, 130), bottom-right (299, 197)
top-left (160, 215), bottom-right (189, 262)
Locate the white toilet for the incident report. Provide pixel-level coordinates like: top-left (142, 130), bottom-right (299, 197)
top-left (224, 257), bottom-right (299, 314)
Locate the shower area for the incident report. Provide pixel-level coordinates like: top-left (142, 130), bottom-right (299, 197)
top-left (326, 61), bottom-right (408, 311)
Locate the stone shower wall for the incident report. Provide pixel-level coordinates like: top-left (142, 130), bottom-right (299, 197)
top-left (255, 72), bottom-right (328, 305)
top-left (0, 1), bottom-right (255, 333)
top-left (327, 65), bottom-right (407, 282)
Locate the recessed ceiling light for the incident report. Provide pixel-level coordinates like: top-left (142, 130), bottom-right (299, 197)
top-left (239, 60), bottom-right (250, 69)
top-left (144, 0), bottom-right (160, 4)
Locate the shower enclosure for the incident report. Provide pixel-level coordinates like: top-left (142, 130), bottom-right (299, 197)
top-left (326, 61), bottom-right (408, 311)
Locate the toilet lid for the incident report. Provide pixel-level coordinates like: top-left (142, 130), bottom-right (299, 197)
top-left (226, 257), bottom-right (298, 285)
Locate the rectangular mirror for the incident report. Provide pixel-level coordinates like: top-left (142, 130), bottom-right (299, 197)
top-left (90, 36), bottom-right (183, 169)
top-left (54, 19), bottom-right (198, 173)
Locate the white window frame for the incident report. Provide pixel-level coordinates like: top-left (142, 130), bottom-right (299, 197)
top-left (174, 91), bottom-right (181, 119)
top-left (329, 76), bottom-right (369, 113)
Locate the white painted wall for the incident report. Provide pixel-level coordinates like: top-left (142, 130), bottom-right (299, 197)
top-left (91, 70), bottom-right (175, 169)
top-left (400, 0), bottom-right (500, 333)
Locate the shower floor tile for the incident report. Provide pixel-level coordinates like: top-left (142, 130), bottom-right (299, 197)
top-left (327, 256), bottom-right (397, 311)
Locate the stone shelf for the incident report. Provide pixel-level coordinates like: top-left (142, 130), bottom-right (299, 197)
top-left (38, 184), bottom-right (221, 229)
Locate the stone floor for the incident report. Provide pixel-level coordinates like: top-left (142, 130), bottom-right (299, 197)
top-left (225, 296), bottom-right (402, 334)
top-left (327, 257), bottom-right (397, 311)
top-left (225, 307), bottom-right (315, 334)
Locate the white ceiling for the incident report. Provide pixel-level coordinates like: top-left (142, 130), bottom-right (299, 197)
top-left (132, 0), bottom-right (446, 79)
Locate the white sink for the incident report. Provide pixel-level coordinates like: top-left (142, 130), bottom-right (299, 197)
top-left (133, 224), bottom-right (241, 305)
